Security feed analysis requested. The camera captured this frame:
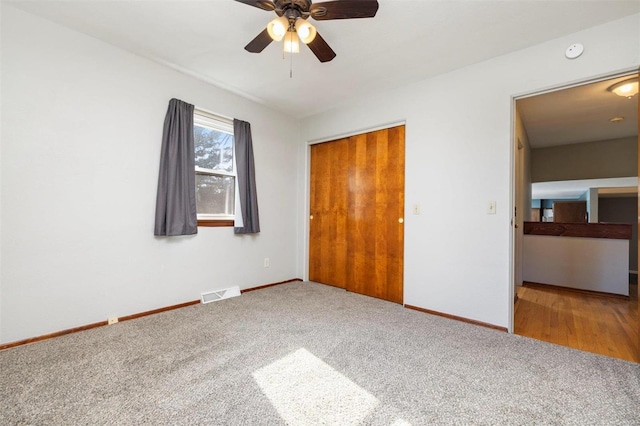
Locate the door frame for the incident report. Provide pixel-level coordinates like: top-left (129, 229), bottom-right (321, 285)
top-left (509, 67), bottom-right (639, 334)
top-left (303, 120), bottom-right (406, 283)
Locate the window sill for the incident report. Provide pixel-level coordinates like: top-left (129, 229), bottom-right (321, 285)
top-left (198, 219), bottom-right (234, 227)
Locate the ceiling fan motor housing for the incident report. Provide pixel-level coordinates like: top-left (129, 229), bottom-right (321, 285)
top-left (276, 0), bottom-right (313, 21)
top-left (276, 0), bottom-right (312, 12)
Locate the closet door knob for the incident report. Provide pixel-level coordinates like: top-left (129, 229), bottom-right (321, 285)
top-left (310, 215), bottom-right (314, 220)
top-left (398, 218), bottom-right (404, 224)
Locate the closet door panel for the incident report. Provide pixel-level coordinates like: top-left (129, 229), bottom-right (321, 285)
top-left (309, 139), bottom-right (349, 288)
top-left (346, 127), bottom-right (404, 303)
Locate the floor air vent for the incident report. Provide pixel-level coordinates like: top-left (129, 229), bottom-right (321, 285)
top-left (201, 286), bottom-right (241, 304)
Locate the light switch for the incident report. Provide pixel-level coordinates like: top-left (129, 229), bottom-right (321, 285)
top-left (488, 201), bottom-right (497, 214)
top-left (413, 204), bottom-right (420, 215)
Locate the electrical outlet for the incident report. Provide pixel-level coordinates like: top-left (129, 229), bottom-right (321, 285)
top-left (107, 317), bottom-right (118, 325)
top-left (264, 257), bottom-right (270, 268)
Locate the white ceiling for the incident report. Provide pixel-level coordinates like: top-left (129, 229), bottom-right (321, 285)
top-left (517, 71), bottom-right (638, 201)
top-left (517, 74), bottom-right (639, 149)
top-left (6, 0), bottom-right (640, 119)
top-left (532, 177), bottom-right (638, 200)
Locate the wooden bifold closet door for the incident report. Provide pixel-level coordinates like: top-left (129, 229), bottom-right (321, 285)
top-left (309, 125), bottom-right (405, 303)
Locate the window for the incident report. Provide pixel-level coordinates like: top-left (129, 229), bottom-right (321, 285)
top-left (193, 110), bottom-right (235, 227)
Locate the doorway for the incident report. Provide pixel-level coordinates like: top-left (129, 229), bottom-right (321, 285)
top-left (309, 125), bottom-right (405, 303)
top-left (512, 72), bottom-right (639, 362)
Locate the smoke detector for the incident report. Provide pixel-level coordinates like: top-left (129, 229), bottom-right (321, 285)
top-left (565, 43), bottom-right (584, 59)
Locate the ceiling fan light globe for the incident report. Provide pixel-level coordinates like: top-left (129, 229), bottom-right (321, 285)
top-left (267, 16), bottom-right (289, 41)
top-left (295, 19), bottom-right (317, 44)
top-left (283, 31), bottom-right (300, 53)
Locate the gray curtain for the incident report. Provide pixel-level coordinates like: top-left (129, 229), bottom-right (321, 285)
top-left (234, 119), bottom-right (260, 234)
top-left (154, 99), bottom-right (197, 236)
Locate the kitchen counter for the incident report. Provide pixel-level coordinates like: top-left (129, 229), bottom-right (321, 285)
top-left (523, 222), bottom-right (631, 296)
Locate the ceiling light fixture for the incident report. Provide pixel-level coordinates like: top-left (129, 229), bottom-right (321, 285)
top-left (295, 19), bottom-right (317, 44)
top-left (267, 16), bottom-right (289, 42)
top-left (607, 77), bottom-right (638, 98)
top-left (268, 17), bottom-right (317, 54)
top-left (238, 0), bottom-right (378, 64)
top-left (283, 30), bottom-right (300, 53)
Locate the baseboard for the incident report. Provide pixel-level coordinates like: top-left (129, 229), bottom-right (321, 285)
top-left (0, 320), bottom-right (110, 352)
top-left (241, 278), bottom-right (303, 293)
top-left (404, 304), bottom-right (507, 332)
top-left (522, 281), bottom-right (630, 300)
top-left (118, 300), bottom-right (200, 322)
top-left (0, 278), bottom-right (303, 352)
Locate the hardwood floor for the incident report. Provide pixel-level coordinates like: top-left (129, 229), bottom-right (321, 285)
top-left (514, 282), bottom-right (639, 363)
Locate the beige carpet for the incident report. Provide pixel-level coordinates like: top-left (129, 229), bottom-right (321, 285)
top-left (1, 282), bottom-right (639, 425)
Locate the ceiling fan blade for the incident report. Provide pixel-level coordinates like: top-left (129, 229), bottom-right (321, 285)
top-left (310, 0), bottom-right (379, 20)
top-left (234, 0), bottom-right (276, 12)
top-left (306, 32), bottom-right (336, 63)
top-left (245, 28), bottom-right (273, 53)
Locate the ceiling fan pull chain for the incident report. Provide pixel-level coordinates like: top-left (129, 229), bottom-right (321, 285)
top-left (290, 48), bottom-right (293, 78)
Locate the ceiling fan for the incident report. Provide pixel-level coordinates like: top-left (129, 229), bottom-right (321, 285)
top-left (235, 0), bottom-right (379, 62)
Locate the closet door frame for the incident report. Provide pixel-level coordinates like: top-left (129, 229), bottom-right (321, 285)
top-left (305, 121), bottom-right (406, 302)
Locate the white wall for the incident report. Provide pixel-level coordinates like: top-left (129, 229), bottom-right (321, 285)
top-left (523, 235), bottom-right (629, 296)
top-left (0, 6), bottom-right (300, 344)
top-left (3, 7), bottom-right (639, 343)
top-left (299, 14), bottom-right (640, 329)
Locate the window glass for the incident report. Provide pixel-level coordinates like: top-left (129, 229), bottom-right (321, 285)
top-left (195, 174), bottom-right (235, 216)
top-left (193, 111), bottom-right (235, 221)
top-left (194, 126), bottom-right (234, 173)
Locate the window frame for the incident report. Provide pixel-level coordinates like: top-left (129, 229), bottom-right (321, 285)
top-left (193, 109), bottom-right (236, 227)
